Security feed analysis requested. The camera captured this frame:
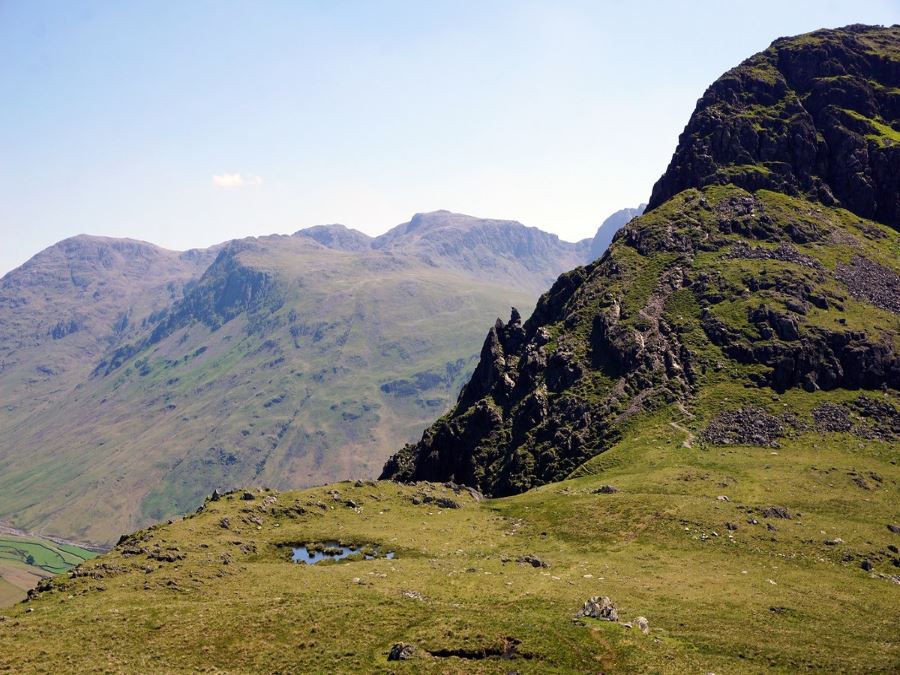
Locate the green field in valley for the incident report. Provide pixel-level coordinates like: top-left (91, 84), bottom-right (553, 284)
top-left (0, 532), bottom-right (97, 607)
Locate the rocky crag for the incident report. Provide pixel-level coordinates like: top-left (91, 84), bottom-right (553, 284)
top-left (382, 24), bottom-right (900, 496)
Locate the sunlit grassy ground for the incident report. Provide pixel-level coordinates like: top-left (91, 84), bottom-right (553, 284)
top-left (1, 389), bottom-right (897, 673)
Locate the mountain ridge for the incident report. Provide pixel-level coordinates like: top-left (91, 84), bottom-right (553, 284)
top-left (381, 24), bottom-right (900, 496)
top-left (0, 208), bottom-right (632, 545)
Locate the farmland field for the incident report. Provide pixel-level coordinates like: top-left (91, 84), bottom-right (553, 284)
top-left (0, 532), bottom-right (97, 607)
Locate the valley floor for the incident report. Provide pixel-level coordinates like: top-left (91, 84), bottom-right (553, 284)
top-left (0, 528), bottom-right (97, 608)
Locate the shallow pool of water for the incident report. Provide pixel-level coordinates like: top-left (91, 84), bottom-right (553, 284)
top-left (291, 542), bottom-right (395, 564)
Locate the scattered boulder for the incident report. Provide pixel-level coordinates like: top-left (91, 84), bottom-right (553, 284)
top-left (889, 524), bottom-right (900, 534)
top-left (387, 643), bottom-right (416, 661)
top-left (411, 494), bottom-right (460, 509)
top-left (725, 241), bottom-right (822, 269)
top-left (634, 616), bottom-right (650, 634)
top-left (433, 497), bottom-right (460, 509)
top-left (400, 590), bottom-right (426, 602)
top-left (240, 491), bottom-right (256, 501)
top-left (824, 538), bottom-right (844, 546)
top-left (762, 506), bottom-right (792, 519)
top-left (517, 554), bottom-right (549, 569)
top-left (861, 559), bottom-right (874, 572)
top-left (593, 485), bottom-right (619, 494)
top-left (852, 476), bottom-right (871, 490)
top-left (219, 518), bottom-right (231, 530)
top-left (851, 396), bottom-right (900, 440)
top-left (147, 549), bottom-right (185, 563)
top-left (580, 596), bottom-right (619, 621)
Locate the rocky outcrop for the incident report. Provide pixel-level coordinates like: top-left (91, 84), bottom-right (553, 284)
top-left (95, 244), bottom-right (281, 375)
top-left (648, 25), bottom-right (900, 230)
top-left (381, 26), bottom-right (900, 497)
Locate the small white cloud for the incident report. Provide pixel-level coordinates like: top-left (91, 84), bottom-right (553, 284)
top-left (212, 173), bottom-right (262, 188)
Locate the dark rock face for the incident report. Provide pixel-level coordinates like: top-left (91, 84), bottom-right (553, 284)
top-left (647, 25), bottom-right (900, 230)
top-left (381, 26), bottom-right (900, 498)
top-left (95, 244), bottom-right (281, 375)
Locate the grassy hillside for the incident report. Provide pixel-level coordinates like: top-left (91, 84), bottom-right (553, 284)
top-left (0, 209), bottom-right (598, 548)
top-left (0, 235), bottom-right (536, 546)
top-left (1, 389), bottom-right (896, 671)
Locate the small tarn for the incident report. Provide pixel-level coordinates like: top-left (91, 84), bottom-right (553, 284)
top-left (291, 541), bottom-right (395, 565)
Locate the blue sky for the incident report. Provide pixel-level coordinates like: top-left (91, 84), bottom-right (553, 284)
top-left (1, 1), bottom-right (897, 274)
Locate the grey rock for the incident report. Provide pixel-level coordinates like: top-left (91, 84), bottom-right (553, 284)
top-left (517, 554), bottom-right (549, 569)
top-left (580, 596), bottom-right (619, 621)
top-left (387, 642), bottom-right (416, 661)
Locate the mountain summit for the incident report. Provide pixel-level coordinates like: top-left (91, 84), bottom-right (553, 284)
top-left (648, 24), bottom-right (900, 225)
top-left (381, 24), bottom-right (900, 495)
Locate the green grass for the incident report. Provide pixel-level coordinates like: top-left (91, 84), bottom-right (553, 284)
top-left (0, 578), bottom-right (22, 608)
top-left (840, 108), bottom-right (900, 146)
top-left (1, 394), bottom-right (896, 672)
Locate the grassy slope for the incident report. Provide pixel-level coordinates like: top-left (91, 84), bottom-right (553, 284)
top-left (0, 239), bottom-right (535, 547)
top-left (1, 385), bottom-right (896, 672)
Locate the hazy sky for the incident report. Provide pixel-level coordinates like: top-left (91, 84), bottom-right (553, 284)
top-left (1, 1), bottom-right (898, 275)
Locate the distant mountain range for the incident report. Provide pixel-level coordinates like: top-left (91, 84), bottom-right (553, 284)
top-left (589, 204), bottom-right (646, 260)
top-left (0, 207), bottom-right (638, 545)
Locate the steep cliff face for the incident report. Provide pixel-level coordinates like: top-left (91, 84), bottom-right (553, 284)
top-left (381, 25), bottom-right (900, 495)
top-left (648, 24), bottom-right (900, 228)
